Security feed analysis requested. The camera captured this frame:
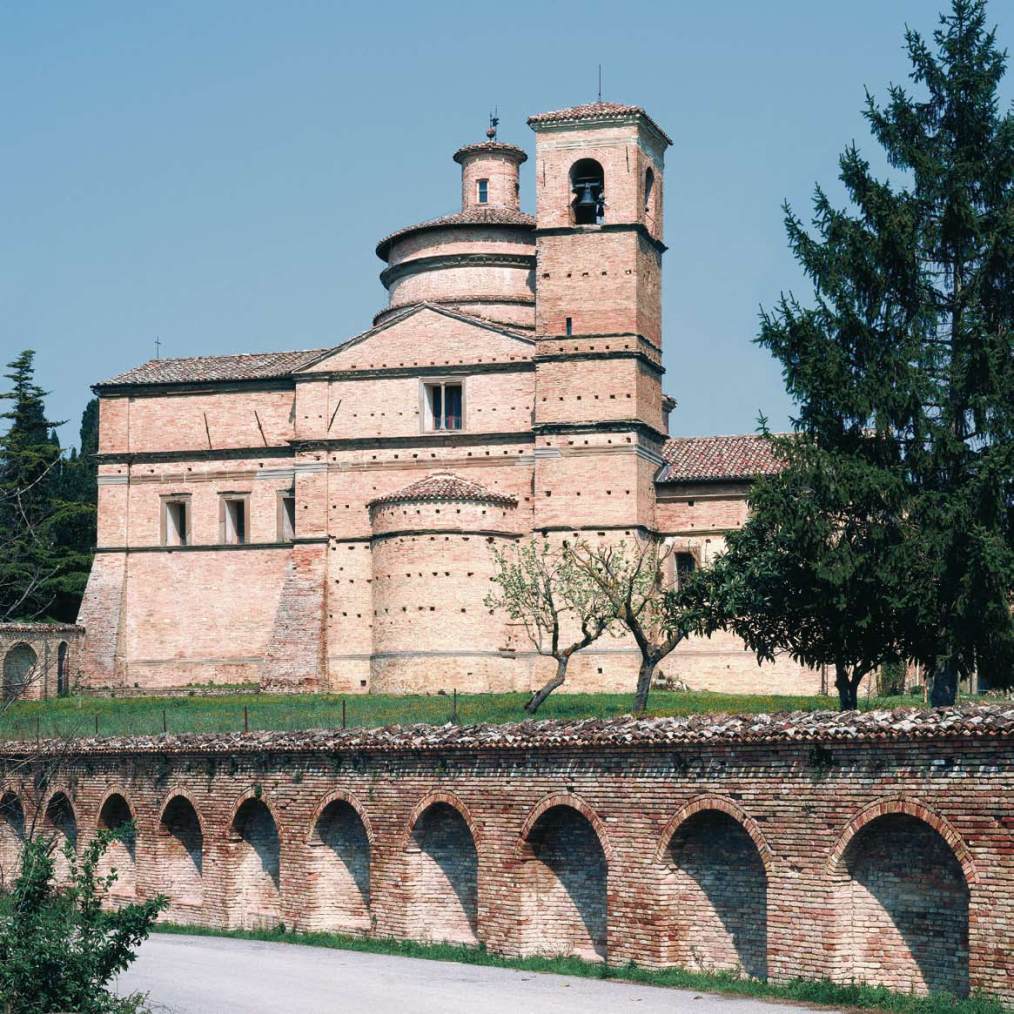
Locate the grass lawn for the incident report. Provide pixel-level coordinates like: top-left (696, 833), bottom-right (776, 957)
top-left (152, 922), bottom-right (1003, 1014)
top-left (0, 687), bottom-right (924, 741)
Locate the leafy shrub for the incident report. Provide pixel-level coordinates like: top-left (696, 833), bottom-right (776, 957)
top-left (0, 824), bottom-right (166, 1014)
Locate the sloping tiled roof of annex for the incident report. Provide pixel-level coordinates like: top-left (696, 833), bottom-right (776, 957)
top-left (527, 101), bottom-right (673, 145)
top-left (95, 348), bottom-right (330, 389)
top-left (368, 471), bottom-right (518, 510)
top-left (9, 704), bottom-right (1013, 757)
top-left (657, 434), bottom-right (786, 483)
top-left (375, 206), bottom-right (536, 261)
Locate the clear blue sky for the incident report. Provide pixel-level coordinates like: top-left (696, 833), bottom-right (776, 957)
top-left (3, 1), bottom-right (1011, 446)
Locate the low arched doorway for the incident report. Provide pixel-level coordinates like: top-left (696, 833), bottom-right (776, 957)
top-left (97, 793), bottom-right (137, 903)
top-left (43, 792), bottom-right (77, 887)
top-left (306, 798), bottom-right (371, 934)
top-left (158, 796), bottom-right (204, 921)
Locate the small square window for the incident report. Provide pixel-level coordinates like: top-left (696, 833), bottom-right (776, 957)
top-left (476, 179), bottom-right (489, 204)
top-left (221, 495), bottom-right (248, 545)
top-left (162, 498), bottom-right (189, 546)
top-left (423, 381), bottom-right (463, 431)
top-left (278, 492), bottom-right (296, 542)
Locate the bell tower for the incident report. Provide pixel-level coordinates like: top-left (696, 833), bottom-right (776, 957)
top-left (528, 101), bottom-right (671, 532)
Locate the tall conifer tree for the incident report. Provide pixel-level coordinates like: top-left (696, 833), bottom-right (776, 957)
top-left (711, 1), bottom-right (1014, 707)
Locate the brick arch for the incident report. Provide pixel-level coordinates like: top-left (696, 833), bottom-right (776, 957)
top-left (40, 787), bottom-right (77, 825)
top-left (515, 792), bottom-right (613, 863)
top-left (156, 787), bottom-right (208, 835)
top-left (654, 794), bottom-right (775, 873)
top-left (404, 790), bottom-right (480, 850)
top-left (225, 789), bottom-right (284, 842)
top-left (306, 790), bottom-right (374, 846)
top-left (95, 787), bottom-right (136, 830)
top-left (828, 796), bottom-right (978, 886)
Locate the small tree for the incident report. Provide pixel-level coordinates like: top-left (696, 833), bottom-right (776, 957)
top-left (0, 826), bottom-right (166, 1014)
top-left (486, 540), bottom-right (615, 713)
top-left (570, 538), bottom-right (707, 714)
top-left (701, 439), bottom-right (910, 710)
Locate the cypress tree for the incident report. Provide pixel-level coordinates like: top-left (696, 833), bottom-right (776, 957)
top-left (716, 1), bottom-right (1014, 706)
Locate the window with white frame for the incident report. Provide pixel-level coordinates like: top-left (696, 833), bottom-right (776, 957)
top-left (162, 497), bottom-right (190, 546)
top-left (422, 380), bottom-right (463, 431)
top-left (220, 494), bottom-right (249, 545)
top-left (278, 491), bottom-right (296, 541)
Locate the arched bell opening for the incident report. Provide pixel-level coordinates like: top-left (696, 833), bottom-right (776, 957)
top-left (570, 158), bottom-right (605, 225)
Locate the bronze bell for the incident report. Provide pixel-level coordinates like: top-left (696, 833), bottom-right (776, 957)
top-left (575, 181), bottom-right (598, 208)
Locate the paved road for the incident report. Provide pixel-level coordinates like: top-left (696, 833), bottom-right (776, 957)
top-left (116, 934), bottom-right (839, 1014)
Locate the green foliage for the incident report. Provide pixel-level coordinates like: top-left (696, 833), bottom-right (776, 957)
top-left (0, 826), bottom-right (166, 1014)
top-left (153, 922), bottom-right (1006, 1014)
top-left (0, 351), bottom-right (95, 622)
top-left (717, 1), bottom-right (1014, 706)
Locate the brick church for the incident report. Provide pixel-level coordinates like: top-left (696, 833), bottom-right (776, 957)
top-left (77, 101), bottom-right (818, 697)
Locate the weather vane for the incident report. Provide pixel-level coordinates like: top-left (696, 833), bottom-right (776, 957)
top-left (487, 107), bottom-right (498, 141)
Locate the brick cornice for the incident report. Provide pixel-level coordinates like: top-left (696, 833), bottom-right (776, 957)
top-left (380, 252), bottom-right (536, 289)
top-left (97, 447), bottom-right (294, 466)
top-left (294, 359), bottom-right (533, 383)
top-left (534, 222), bottom-right (667, 254)
top-left (292, 431), bottom-right (534, 453)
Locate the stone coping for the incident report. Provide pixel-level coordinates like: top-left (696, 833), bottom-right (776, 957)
top-left (0, 622), bottom-right (84, 634)
top-left (4, 704), bottom-right (1012, 757)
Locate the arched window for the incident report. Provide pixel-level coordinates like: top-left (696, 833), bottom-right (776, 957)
top-left (644, 166), bottom-right (655, 214)
top-left (57, 642), bottom-right (69, 697)
top-left (570, 159), bottom-right (605, 225)
top-left (3, 644), bottom-right (37, 703)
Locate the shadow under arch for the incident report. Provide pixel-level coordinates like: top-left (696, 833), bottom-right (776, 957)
top-left (403, 790), bottom-right (479, 946)
top-left (158, 793), bottom-right (205, 916)
top-left (828, 797), bottom-right (972, 997)
top-left (657, 795), bottom-right (770, 980)
top-left (304, 790), bottom-right (372, 934)
top-left (227, 793), bottom-right (282, 930)
top-left (515, 793), bottom-right (610, 962)
top-left (0, 790), bottom-right (24, 886)
top-left (96, 789), bottom-right (138, 902)
top-left (41, 789), bottom-right (77, 886)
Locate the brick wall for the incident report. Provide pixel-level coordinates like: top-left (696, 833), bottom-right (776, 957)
top-left (0, 624), bottom-right (83, 701)
top-left (5, 707), bottom-right (1011, 1001)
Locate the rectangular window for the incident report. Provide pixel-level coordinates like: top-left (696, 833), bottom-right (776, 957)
top-left (565, 317), bottom-right (573, 336)
top-left (278, 492), bottom-right (296, 542)
top-left (220, 495), bottom-right (248, 545)
top-left (675, 552), bottom-right (696, 588)
top-left (162, 498), bottom-right (189, 547)
top-left (423, 381), bottom-right (464, 431)
top-left (476, 179), bottom-right (489, 204)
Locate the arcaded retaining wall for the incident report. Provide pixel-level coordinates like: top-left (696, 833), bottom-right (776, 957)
top-left (1, 706), bottom-right (1011, 1001)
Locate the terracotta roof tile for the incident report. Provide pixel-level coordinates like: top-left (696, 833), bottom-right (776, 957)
top-left (11, 704), bottom-right (1012, 756)
top-left (376, 206), bottom-right (535, 260)
top-left (96, 348), bottom-right (329, 389)
top-left (657, 434), bottom-right (786, 483)
top-left (453, 141), bottom-right (527, 164)
top-left (527, 101), bottom-right (672, 145)
top-left (368, 471), bottom-right (518, 509)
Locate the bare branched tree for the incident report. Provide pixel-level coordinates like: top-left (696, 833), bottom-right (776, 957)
top-left (486, 540), bottom-right (616, 714)
top-left (570, 537), bottom-right (710, 714)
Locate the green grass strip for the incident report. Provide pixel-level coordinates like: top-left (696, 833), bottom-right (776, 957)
top-left (0, 689), bottom-right (932, 741)
top-left (152, 922), bottom-right (1005, 1013)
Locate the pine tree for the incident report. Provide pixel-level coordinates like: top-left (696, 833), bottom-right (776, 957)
top-left (737, 0), bottom-right (1014, 706)
top-left (0, 352), bottom-right (92, 621)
